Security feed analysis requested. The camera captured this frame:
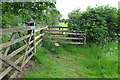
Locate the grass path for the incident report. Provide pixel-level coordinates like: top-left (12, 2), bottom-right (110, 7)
top-left (23, 45), bottom-right (83, 78)
top-left (23, 42), bottom-right (118, 78)
top-left (51, 52), bottom-right (81, 78)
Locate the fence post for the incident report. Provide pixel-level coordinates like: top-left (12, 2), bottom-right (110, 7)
top-left (21, 22), bottom-right (35, 69)
top-left (21, 29), bottom-right (32, 69)
top-left (0, 33), bottom-right (2, 72)
top-left (0, 14), bottom-right (1, 70)
top-left (84, 29), bottom-right (87, 45)
top-left (0, 53), bottom-right (2, 72)
top-left (40, 28), bottom-right (44, 46)
top-left (33, 28), bottom-right (36, 55)
top-left (26, 22), bottom-right (36, 55)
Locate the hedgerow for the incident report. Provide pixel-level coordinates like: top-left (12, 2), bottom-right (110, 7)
top-left (68, 5), bottom-right (118, 44)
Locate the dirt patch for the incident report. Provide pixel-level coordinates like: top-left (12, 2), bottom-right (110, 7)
top-left (15, 59), bottom-right (38, 79)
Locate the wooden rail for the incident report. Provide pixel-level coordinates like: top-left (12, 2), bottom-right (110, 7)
top-left (43, 26), bottom-right (86, 45)
top-left (50, 41), bottom-right (84, 45)
top-left (0, 25), bottom-right (48, 79)
top-left (44, 32), bottom-right (85, 35)
top-left (43, 29), bottom-right (83, 33)
top-left (43, 36), bottom-right (84, 40)
top-left (0, 26), bottom-right (35, 35)
top-left (48, 26), bottom-right (68, 28)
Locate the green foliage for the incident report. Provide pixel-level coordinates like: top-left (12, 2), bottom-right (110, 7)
top-left (2, 2), bottom-right (61, 28)
top-left (2, 15), bottom-right (23, 28)
top-left (60, 19), bottom-right (68, 24)
top-left (47, 9), bottom-right (61, 26)
top-left (118, 9), bottom-right (120, 35)
top-left (68, 5), bottom-right (118, 44)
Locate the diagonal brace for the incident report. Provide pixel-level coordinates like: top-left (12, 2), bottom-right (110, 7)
top-left (4, 32), bottom-right (16, 56)
top-left (0, 53), bottom-right (21, 71)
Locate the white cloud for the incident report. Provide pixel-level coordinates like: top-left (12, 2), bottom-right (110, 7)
top-left (56, 0), bottom-right (119, 19)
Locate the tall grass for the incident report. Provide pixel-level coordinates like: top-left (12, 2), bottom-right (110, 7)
top-left (23, 41), bottom-right (118, 78)
top-left (76, 42), bottom-right (118, 78)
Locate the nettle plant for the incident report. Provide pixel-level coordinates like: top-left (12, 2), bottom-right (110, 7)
top-left (68, 5), bottom-right (118, 44)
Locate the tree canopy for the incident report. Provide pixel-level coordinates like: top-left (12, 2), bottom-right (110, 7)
top-left (2, 2), bottom-right (61, 28)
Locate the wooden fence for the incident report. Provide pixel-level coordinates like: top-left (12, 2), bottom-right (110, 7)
top-left (43, 26), bottom-right (86, 45)
top-left (0, 25), bottom-right (48, 79)
top-left (0, 25), bottom-right (86, 79)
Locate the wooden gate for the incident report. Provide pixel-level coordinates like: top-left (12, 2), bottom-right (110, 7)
top-left (0, 25), bottom-right (86, 79)
top-left (43, 26), bottom-right (86, 45)
top-left (0, 26), bottom-right (47, 79)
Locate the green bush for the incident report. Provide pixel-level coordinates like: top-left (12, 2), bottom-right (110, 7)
top-left (68, 5), bottom-right (118, 44)
top-left (2, 15), bottom-right (23, 28)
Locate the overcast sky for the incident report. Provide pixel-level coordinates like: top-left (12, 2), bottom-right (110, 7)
top-left (56, 0), bottom-right (119, 19)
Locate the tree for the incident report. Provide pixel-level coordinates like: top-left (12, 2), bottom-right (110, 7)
top-left (2, 2), bottom-right (60, 28)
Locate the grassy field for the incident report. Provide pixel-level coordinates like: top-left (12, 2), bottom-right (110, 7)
top-left (23, 42), bottom-right (118, 78)
top-left (58, 22), bottom-right (68, 27)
